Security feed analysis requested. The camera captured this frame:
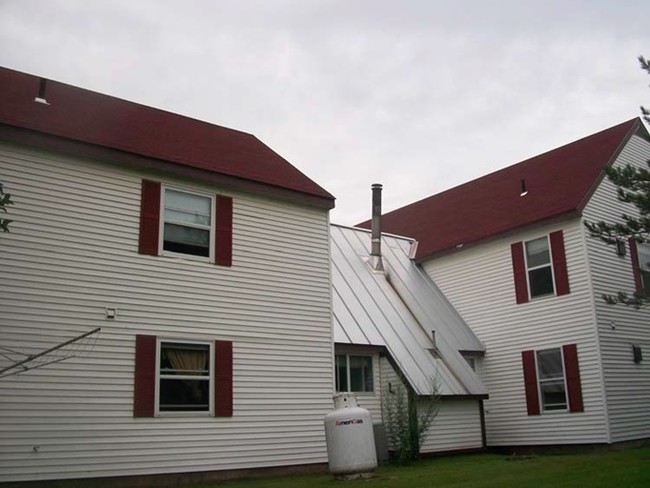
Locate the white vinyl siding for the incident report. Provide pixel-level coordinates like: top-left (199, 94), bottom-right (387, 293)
top-left (379, 357), bottom-right (483, 453)
top-left (418, 400), bottom-right (483, 453)
top-left (423, 219), bottom-right (608, 446)
top-left (0, 142), bottom-right (333, 482)
top-left (582, 133), bottom-right (650, 443)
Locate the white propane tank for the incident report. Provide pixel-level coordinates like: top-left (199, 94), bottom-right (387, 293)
top-left (324, 393), bottom-right (377, 477)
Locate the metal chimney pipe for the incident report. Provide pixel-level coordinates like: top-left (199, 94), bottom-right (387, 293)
top-left (370, 183), bottom-right (383, 271)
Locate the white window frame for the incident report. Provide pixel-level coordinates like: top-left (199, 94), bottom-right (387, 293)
top-left (524, 235), bottom-right (556, 299)
top-left (535, 346), bottom-right (568, 413)
top-left (335, 354), bottom-right (374, 393)
top-left (159, 185), bottom-right (216, 262)
top-left (155, 338), bottom-right (214, 416)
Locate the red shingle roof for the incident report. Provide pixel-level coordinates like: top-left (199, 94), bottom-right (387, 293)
top-left (0, 66), bottom-right (334, 206)
top-left (360, 118), bottom-right (642, 260)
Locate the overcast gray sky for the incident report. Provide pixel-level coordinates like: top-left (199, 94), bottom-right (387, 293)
top-left (1, 0), bottom-right (648, 225)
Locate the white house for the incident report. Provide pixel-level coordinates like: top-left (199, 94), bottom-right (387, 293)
top-left (365, 118), bottom-right (650, 447)
top-left (0, 67), bottom-right (336, 484)
top-left (330, 184), bottom-right (488, 456)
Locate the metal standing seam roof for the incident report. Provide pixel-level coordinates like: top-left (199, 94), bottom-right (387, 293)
top-left (0, 66), bottom-right (334, 206)
top-left (331, 224), bottom-right (487, 397)
top-left (358, 118), bottom-right (643, 259)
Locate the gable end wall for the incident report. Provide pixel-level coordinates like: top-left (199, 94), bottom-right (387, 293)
top-left (0, 141), bottom-right (333, 482)
top-left (582, 133), bottom-right (650, 443)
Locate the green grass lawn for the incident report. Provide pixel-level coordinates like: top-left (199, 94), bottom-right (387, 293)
top-left (191, 447), bottom-right (650, 488)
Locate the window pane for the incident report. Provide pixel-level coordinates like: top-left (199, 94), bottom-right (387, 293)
top-left (160, 343), bottom-right (209, 376)
top-left (525, 237), bottom-right (550, 268)
top-left (537, 348), bottom-right (567, 411)
top-left (159, 378), bottom-right (209, 411)
top-left (537, 348), bottom-right (563, 379)
top-left (165, 189), bottom-right (211, 226)
top-left (164, 223), bottom-right (210, 257)
top-left (349, 356), bottom-right (373, 392)
top-left (539, 379), bottom-right (567, 410)
top-left (159, 343), bottom-right (210, 412)
top-left (638, 243), bottom-right (650, 271)
top-left (642, 271), bottom-right (650, 294)
top-left (336, 355), bottom-right (348, 392)
top-left (638, 244), bottom-right (650, 293)
top-left (529, 266), bottom-right (554, 297)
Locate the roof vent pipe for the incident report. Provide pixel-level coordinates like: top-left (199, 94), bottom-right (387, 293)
top-left (520, 178), bottom-right (528, 197)
top-left (34, 78), bottom-right (50, 105)
top-left (370, 183), bottom-right (384, 271)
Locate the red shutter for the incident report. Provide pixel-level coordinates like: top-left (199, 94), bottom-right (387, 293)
top-left (511, 242), bottom-right (529, 304)
top-left (214, 340), bottom-right (233, 417)
top-left (629, 239), bottom-right (643, 293)
top-left (562, 344), bottom-right (584, 413)
top-left (550, 230), bottom-right (570, 296)
top-left (522, 350), bottom-right (540, 415)
top-left (215, 195), bottom-right (233, 267)
top-left (138, 180), bottom-right (161, 255)
top-left (134, 335), bottom-right (156, 417)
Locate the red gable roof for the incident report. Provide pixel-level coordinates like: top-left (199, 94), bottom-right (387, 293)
top-left (360, 118), bottom-right (642, 260)
top-left (0, 66), bottom-right (334, 207)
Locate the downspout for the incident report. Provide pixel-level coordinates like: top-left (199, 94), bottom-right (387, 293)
top-left (479, 399), bottom-right (487, 449)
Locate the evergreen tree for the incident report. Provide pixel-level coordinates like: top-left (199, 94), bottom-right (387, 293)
top-left (584, 56), bottom-right (650, 307)
top-left (0, 183), bottom-right (12, 233)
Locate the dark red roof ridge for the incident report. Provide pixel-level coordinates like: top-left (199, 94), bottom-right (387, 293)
top-left (359, 118), bottom-right (642, 259)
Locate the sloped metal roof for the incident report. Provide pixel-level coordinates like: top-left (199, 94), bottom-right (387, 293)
top-left (331, 224), bottom-right (487, 397)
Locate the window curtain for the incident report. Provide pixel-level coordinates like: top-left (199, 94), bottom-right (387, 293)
top-left (165, 347), bottom-right (208, 374)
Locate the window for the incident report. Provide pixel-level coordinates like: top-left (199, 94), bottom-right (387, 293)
top-left (521, 344), bottom-right (583, 415)
top-left (134, 335), bottom-right (233, 417)
top-left (162, 189), bottom-right (213, 258)
top-left (535, 348), bottom-right (566, 411)
top-left (335, 355), bottom-right (373, 392)
top-left (637, 244), bottom-right (650, 293)
top-left (525, 236), bottom-right (554, 298)
top-left (138, 179), bottom-right (233, 266)
top-left (461, 352), bottom-right (483, 373)
top-left (511, 230), bottom-right (570, 304)
top-left (629, 239), bottom-right (650, 295)
top-left (159, 342), bottom-right (211, 412)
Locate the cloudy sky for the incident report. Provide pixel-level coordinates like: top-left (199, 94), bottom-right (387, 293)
top-left (1, 1), bottom-right (648, 224)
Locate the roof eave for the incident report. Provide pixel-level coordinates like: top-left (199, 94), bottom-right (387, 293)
top-left (0, 123), bottom-right (336, 210)
top-left (414, 209), bottom-right (582, 262)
